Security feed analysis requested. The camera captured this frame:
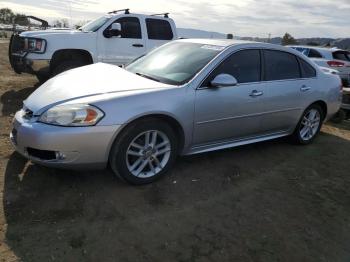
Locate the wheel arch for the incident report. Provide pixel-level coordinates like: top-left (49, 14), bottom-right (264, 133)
top-left (309, 100), bottom-right (328, 120)
top-left (50, 49), bottom-right (93, 72)
top-left (107, 113), bottom-right (186, 160)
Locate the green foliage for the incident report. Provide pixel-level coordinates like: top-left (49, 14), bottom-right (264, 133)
top-left (0, 8), bottom-right (14, 24)
top-left (14, 14), bottom-right (29, 26)
top-left (281, 33), bottom-right (298, 46)
top-left (53, 19), bottom-right (69, 28)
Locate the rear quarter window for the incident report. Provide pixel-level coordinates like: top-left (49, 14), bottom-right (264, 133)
top-left (146, 18), bottom-right (173, 40)
top-left (308, 49), bottom-right (323, 58)
top-left (298, 58), bottom-right (316, 78)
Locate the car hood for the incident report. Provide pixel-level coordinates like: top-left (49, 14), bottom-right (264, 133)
top-left (20, 29), bottom-right (82, 38)
top-left (24, 63), bottom-right (172, 114)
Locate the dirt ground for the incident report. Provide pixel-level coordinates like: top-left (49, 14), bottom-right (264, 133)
top-left (0, 41), bottom-right (350, 262)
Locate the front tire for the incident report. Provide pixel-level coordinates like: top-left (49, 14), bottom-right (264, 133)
top-left (291, 104), bottom-right (324, 144)
top-left (52, 60), bottom-right (87, 77)
top-left (109, 119), bottom-right (178, 185)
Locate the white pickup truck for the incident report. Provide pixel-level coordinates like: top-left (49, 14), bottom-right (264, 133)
top-left (9, 9), bottom-right (177, 82)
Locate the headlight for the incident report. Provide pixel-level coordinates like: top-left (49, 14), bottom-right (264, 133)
top-left (24, 38), bottom-right (46, 53)
top-left (39, 104), bottom-right (104, 127)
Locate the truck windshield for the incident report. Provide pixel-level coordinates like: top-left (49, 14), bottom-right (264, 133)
top-left (80, 16), bottom-right (110, 32)
top-left (126, 42), bottom-right (224, 85)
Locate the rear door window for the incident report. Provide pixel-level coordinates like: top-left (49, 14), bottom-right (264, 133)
top-left (333, 51), bottom-right (350, 62)
top-left (263, 50), bottom-right (301, 81)
top-left (146, 18), bottom-right (173, 40)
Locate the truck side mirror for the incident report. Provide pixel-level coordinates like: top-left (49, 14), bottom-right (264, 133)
top-left (105, 22), bottom-right (122, 38)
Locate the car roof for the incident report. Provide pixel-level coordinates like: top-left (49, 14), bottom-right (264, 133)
top-left (177, 38), bottom-right (288, 49)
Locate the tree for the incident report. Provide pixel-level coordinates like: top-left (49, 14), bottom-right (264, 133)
top-left (53, 18), bottom-right (69, 28)
top-left (14, 14), bottom-right (29, 26)
top-left (227, 33), bottom-right (233, 39)
top-left (0, 8), bottom-right (14, 24)
top-left (281, 33), bottom-right (298, 46)
top-left (74, 20), bottom-right (90, 29)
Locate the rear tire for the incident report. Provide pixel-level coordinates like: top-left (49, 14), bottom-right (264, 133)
top-left (109, 119), bottom-right (179, 185)
top-left (291, 104), bottom-right (324, 145)
top-left (52, 60), bottom-right (87, 77)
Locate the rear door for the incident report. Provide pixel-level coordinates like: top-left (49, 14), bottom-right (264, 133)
top-left (145, 18), bottom-right (174, 52)
top-left (258, 50), bottom-right (317, 134)
top-left (100, 16), bottom-right (146, 65)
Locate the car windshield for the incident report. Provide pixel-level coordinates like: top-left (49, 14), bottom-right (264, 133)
top-left (126, 42), bottom-right (224, 85)
top-left (79, 16), bottom-right (110, 32)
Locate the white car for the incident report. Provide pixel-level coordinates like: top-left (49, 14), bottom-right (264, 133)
top-left (9, 9), bottom-right (177, 82)
top-left (289, 46), bottom-right (350, 87)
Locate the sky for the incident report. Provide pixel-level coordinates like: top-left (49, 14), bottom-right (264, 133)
top-left (1, 0), bottom-right (349, 38)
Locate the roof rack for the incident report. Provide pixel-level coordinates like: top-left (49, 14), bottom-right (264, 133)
top-left (150, 12), bottom-right (169, 18)
top-left (108, 8), bottom-right (130, 14)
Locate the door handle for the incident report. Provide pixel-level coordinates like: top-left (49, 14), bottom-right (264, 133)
top-left (300, 85), bottom-right (311, 92)
top-left (132, 44), bottom-right (144, 47)
top-left (249, 90), bottom-right (264, 97)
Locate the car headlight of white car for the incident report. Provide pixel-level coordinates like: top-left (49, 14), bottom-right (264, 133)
top-left (39, 104), bottom-right (104, 126)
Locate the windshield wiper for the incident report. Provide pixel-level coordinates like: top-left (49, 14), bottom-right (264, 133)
top-left (135, 72), bottom-right (160, 82)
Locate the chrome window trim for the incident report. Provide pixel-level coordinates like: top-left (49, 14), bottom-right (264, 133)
top-left (195, 47), bottom-right (319, 91)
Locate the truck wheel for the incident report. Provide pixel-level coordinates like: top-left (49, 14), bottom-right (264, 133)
top-left (52, 60), bottom-right (87, 77)
top-left (35, 73), bottom-right (49, 83)
top-left (109, 119), bottom-right (179, 185)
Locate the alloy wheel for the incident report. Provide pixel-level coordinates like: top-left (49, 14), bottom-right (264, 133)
top-left (126, 130), bottom-right (171, 178)
top-left (299, 109), bottom-right (321, 141)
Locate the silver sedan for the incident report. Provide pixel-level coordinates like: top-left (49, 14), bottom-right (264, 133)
top-left (11, 39), bottom-right (342, 184)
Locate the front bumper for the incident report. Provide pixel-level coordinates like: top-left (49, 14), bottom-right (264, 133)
top-left (10, 110), bottom-right (122, 169)
top-left (9, 34), bottom-right (50, 75)
top-left (10, 52), bottom-right (50, 75)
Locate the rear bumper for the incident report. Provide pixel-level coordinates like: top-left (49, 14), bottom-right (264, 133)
top-left (11, 110), bottom-right (122, 170)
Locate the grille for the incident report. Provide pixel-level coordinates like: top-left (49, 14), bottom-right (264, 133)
top-left (10, 34), bottom-right (24, 54)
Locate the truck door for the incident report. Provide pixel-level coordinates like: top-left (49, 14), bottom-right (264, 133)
top-left (100, 16), bottom-right (146, 65)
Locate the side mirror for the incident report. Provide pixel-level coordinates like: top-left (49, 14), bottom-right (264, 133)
top-left (105, 22), bottom-right (121, 38)
top-left (111, 22), bottom-right (121, 31)
top-left (210, 74), bottom-right (238, 88)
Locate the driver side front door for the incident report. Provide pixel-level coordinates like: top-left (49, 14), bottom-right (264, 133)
top-left (193, 49), bottom-right (265, 147)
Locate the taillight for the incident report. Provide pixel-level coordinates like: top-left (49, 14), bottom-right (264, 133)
top-left (327, 60), bottom-right (345, 67)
